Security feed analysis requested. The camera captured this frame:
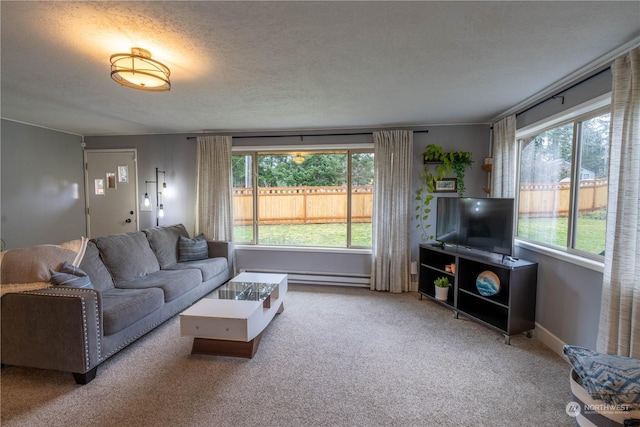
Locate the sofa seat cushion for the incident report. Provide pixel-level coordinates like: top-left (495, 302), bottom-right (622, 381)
top-left (101, 288), bottom-right (164, 335)
top-left (143, 224), bottom-right (189, 269)
top-left (115, 269), bottom-right (201, 302)
top-left (165, 257), bottom-right (228, 282)
top-left (93, 231), bottom-right (160, 282)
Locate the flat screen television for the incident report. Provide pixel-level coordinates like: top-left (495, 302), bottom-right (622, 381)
top-left (436, 197), bottom-right (515, 256)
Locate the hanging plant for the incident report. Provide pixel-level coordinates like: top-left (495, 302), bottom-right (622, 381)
top-left (442, 151), bottom-right (473, 197)
top-left (415, 144), bottom-right (473, 241)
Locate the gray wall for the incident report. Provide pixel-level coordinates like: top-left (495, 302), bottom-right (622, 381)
top-left (85, 133), bottom-right (197, 233)
top-left (515, 246), bottom-right (602, 349)
top-left (516, 68), bottom-right (611, 129)
top-left (1, 119), bottom-right (86, 249)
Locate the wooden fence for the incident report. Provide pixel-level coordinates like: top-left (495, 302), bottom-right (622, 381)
top-left (232, 179), bottom-right (608, 225)
top-left (233, 185), bottom-right (373, 225)
top-left (518, 178), bottom-right (608, 217)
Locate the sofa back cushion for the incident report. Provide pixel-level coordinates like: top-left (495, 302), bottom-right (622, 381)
top-left (143, 224), bottom-right (190, 268)
top-left (79, 241), bottom-right (115, 291)
top-left (93, 231), bottom-right (160, 283)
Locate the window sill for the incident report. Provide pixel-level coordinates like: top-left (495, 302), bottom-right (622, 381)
top-left (234, 244), bottom-right (372, 255)
top-left (515, 239), bottom-right (604, 273)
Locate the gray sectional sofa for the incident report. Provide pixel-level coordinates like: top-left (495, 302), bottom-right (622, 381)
top-left (1, 224), bottom-right (233, 384)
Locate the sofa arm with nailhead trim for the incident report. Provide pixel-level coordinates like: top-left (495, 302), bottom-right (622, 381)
top-left (1, 287), bottom-right (101, 383)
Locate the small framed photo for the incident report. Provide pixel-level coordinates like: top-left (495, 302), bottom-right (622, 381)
top-left (434, 178), bottom-right (457, 193)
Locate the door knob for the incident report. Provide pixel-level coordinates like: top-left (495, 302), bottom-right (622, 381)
top-left (125, 219), bottom-right (132, 223)
top-left (129, 211), bottom-right (134, 215)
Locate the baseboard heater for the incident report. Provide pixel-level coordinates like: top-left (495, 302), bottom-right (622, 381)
top-left (239, 269), bottom-right (370, 288)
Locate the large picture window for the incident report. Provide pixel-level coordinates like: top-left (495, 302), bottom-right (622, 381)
top-left (517, 107), bottom-right (610, 258)
top-left (232, 150), bottom-right (374, 248)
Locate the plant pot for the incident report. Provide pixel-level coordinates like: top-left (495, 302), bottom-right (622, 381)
top-left (435, 286), bottom-right (450, 301)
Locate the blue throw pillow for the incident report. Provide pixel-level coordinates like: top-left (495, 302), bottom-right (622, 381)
top-left (49, 261), bottom-right (93, 289)
top-left (178, 234), bottom-right (208, 262)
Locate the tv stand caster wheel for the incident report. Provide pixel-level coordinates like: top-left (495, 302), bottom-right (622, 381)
top-left (526, 331), bottom-right (533, 338)
top-left (504, 335), bottom-right (511, 345)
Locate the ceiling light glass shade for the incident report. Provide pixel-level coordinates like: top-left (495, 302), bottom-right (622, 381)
top-left (143, 193), bottom-right (150, 207)
top-left (292, 154), bottom-right (305, 164)
top-left (110, 48), bottom-right (171, 92)
top-left (158, 204), bottom-right (165, 218)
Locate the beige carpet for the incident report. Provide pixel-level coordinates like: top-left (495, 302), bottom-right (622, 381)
top-left (1, 284), bottom-right (574, 426)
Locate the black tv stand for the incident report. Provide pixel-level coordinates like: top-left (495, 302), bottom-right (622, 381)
top-left (418, 243), bottom-right (538, 344)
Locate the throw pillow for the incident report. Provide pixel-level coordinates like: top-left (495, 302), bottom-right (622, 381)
top-left (178, 234), bottom-right (208, 262)
top-left (49, 261), bottom-right (93, 289)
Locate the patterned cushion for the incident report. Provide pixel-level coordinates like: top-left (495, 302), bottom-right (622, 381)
top-left (178, 234), bottom-right (208, 262)
top-left (49, 261), bottom-right (93, 289)
top-left (563, 345), bottom-right (640, 409)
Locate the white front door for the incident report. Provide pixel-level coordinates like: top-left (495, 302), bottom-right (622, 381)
top-left (84, 149), bottom-right (138, 238)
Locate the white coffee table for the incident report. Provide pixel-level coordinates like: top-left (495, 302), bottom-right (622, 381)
top-left (180, 272), bottom-right (287, 358)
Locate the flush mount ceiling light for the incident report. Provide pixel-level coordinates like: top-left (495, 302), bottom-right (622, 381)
top-left (110, 47), bottom-right (171, 92)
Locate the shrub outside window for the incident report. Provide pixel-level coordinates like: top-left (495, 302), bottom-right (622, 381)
top-left (517, 108), bottom-right (610, 258)
top-left (232, 150), bottom-right (374, 248)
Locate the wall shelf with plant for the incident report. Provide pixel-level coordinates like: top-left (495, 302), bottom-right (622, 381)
top-left (415, 144), bottom-right (473, 241)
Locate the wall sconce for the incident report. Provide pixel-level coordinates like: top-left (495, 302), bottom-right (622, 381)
top-left (145, 167), bottom-right (168, 226)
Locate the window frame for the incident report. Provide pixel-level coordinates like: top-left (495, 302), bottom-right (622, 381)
top-left (514, 94), bottom-right (611, 270)
top-left (231, 144), bottom-right (374, 249)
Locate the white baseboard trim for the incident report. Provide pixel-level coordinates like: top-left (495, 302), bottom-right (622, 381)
top-left (534, 322), bottom-right (569, 363)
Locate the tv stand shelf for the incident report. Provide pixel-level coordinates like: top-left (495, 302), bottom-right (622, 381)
top-left (419, 244), bottom-right (537, 344)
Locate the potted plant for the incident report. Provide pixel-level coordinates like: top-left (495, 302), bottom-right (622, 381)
top-left (433, 276), bottom-right (451, 301)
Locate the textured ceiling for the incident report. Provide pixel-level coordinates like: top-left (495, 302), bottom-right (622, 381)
top-left (1, 1), bottom-right (639, 136)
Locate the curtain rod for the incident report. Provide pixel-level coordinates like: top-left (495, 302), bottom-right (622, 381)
top-left (186, 129), bottom-right (428, 140)
top-left (515, 66), bottom-right (611, 119)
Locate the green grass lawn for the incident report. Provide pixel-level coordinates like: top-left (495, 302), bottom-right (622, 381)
top-left (517, 212), bottom-right (607, 255)
top-left (234, 223), bottom-right (372, 247)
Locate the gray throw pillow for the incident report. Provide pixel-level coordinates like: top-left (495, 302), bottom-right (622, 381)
top-left (49, 261), bottom-right (93, 289)
top-left (178, 234), bottom-right (208, 262)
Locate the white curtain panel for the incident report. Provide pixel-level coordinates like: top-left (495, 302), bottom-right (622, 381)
top-left (371, 130), bottom-right (413, 293)
top-left (491, 114), bottom-right (517, 198)
top-left (597, 47), bottom-right (640, 358)
top-left (195, 135), bottom-right (233, 241)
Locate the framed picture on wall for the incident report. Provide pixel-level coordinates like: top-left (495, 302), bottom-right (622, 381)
top-left (434, 178), bottom-right (457, 193)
